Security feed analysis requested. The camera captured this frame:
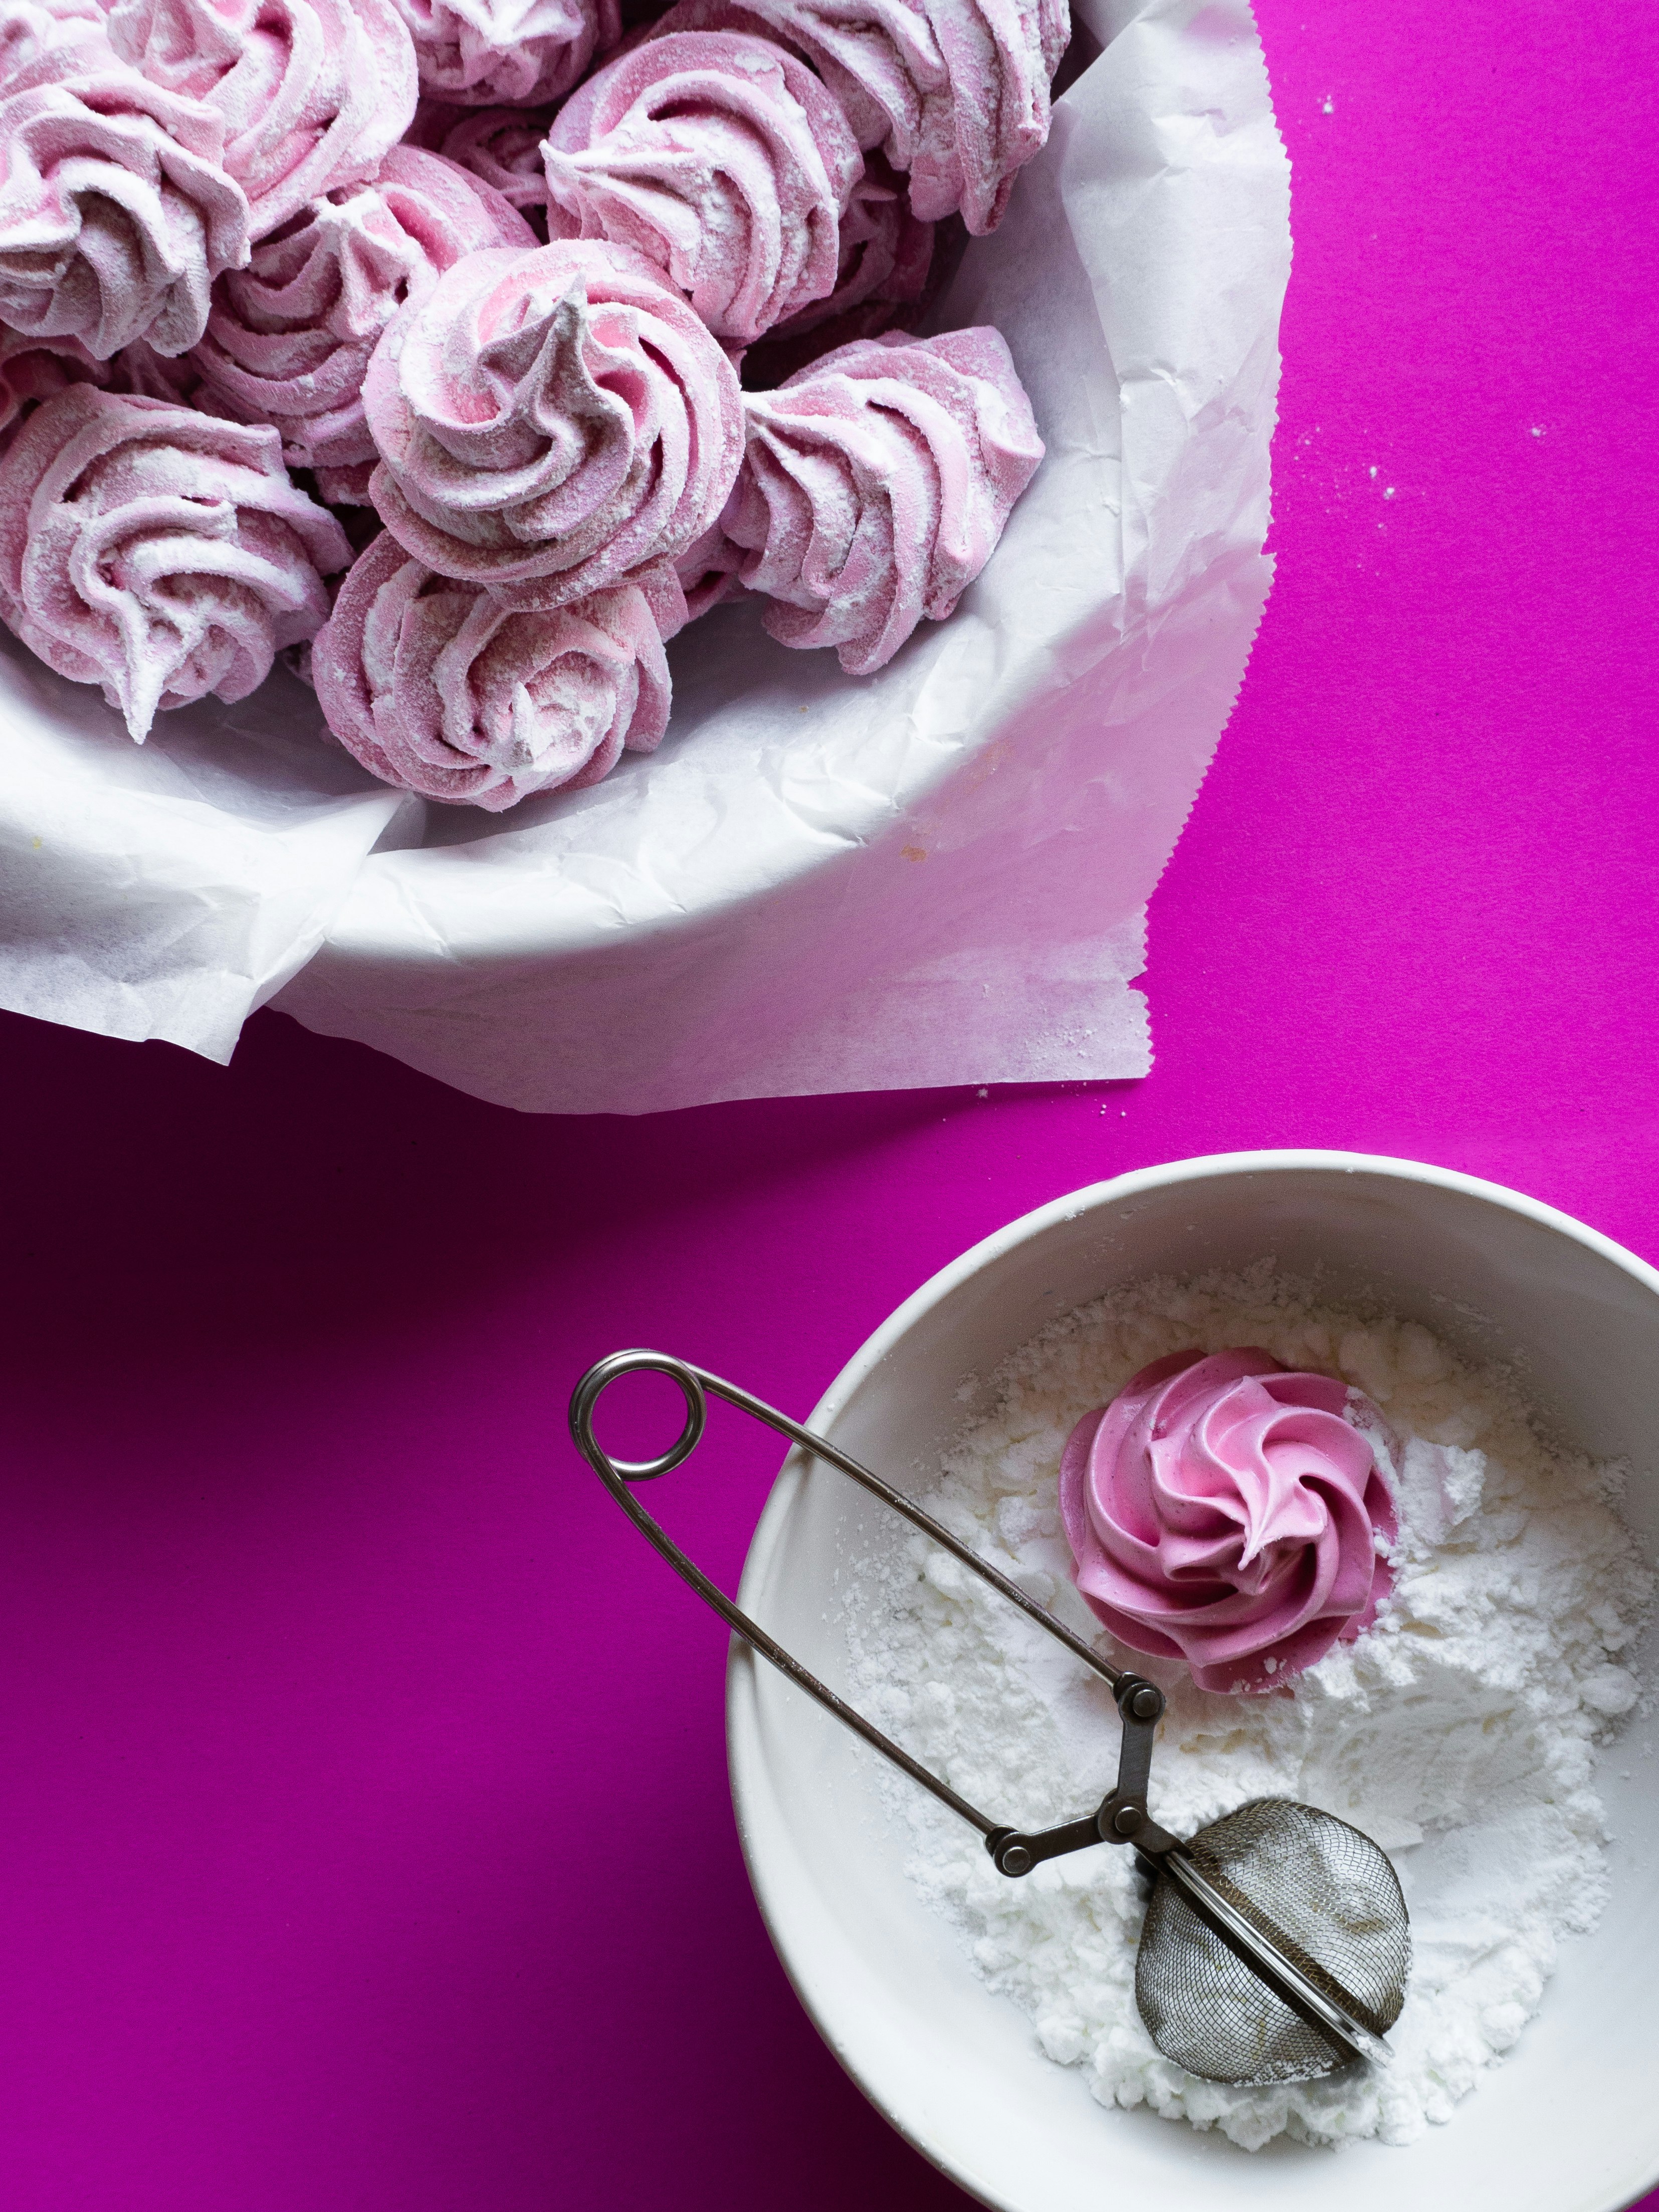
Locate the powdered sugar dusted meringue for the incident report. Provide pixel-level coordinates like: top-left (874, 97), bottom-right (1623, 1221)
top-left (104, 0), bottom-right (418, 240)
top-left (0, 384), bottom-right (349, 740)
top-left (403, 94), bottom-right (464, 144)
top-left (187, 145), bottom-right (534, 506)
top-left (312, 525), bottom-right (683, 808)
top-left (765, 158), bottom-right (932, 341)
top-left (0, 0), bottom-right (103, 82)
top-left (363, 238), bottom-right (744, 608)
top-left (1059, 1350), bottom-right (1398, 1695)
top-left (103, 338), bottom-right (217, 406)
top-left (722, 325), bottom-right (1040, 672)
top-left (674, 514), bottom-right (744, 618)
top-left (389, 0), bottom-right (617, 105)
top-left (0, 327), bottom-right (107, 454)
top-left (434, 104), bottom-right (557, 231)
top-left (543, 31), bottom-right (861, 345)
top-left (0, 23), bottom-right (252, 358)
top-left (743, 154), bottom-right (935, 380)
top-left (649, 0), bottom-right (1065, 232)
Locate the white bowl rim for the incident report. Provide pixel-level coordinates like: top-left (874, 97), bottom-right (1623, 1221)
top-left (725, 1147), bottom-right (1659, 2204)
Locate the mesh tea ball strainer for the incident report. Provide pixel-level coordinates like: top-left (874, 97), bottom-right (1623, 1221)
top-left (570, 1350), bottom-right (1411, 2088)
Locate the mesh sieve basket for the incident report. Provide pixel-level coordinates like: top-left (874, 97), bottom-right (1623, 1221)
top-left (1137, 1798), bottom-right (1410, 2085)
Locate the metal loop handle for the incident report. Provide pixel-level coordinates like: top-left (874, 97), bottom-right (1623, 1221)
top-left (569, 1349), bottom-right (706, 1481)
top-left (570, 1349), bottom-right (1126, 1839)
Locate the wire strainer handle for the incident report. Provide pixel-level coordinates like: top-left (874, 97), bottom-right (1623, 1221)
top-left (570, 1349), bottom-right (1133, 1838)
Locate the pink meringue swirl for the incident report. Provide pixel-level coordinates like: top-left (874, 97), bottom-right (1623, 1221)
top-left (429, 104), bottom-right (557, 232)
top-left (187, 145), bottom-right (534, 505)
top-left (542, 30), bottom-right (862, 346)
top-left (0, 24), bottom-right (252, 359)
top-left (763, 156), bottom-right (933, 340)
top-left (0, 0), bottom-right (105, 84)
top-left (312, 525), bottom-right (683, 808)
top-left (721, 324), bottom-right (1041, 672)
top-left (0, 383), bottom-right (349, 740)
top-left (673, 514), bottom-right (745, 619)
top-left (104, 0), bottom-right (418, 240)
top-left (363, 238), bottom-right (744, 609)
top-left (103, 338), bottom-right (215, 406)
top-left (648, 0), bottom-right (1067, 233)
top-left (388, 0), bottom-right (617, 106)
top-left (0, 327), bottom-right (108, 456)
top-left (1058, 1350), bottom-right (1398, 1695)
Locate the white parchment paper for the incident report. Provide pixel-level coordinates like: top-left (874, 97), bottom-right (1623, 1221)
top-left (0, 0), bottom-right (1289, 1112)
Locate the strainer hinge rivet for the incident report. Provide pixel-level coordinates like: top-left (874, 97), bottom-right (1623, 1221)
top-left (985, 1828), bottom-right (1035, 1877)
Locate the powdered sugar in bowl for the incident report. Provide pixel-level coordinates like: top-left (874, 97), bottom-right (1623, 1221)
top-left (727, 1152), bottom-right (1659, 2212)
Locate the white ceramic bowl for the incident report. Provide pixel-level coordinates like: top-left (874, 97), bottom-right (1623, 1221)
top-left (727, 1151), bottom-right (1659, 2212)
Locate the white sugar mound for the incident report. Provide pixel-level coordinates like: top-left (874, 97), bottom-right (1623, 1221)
top-left (843, 1263), bottom-right (1653, 2151)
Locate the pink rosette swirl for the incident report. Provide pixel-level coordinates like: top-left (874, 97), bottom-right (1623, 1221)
top-left (0, 327), bottom-right (107, 455)
top-left (721, 325), bottom-right (1041, 672)
top-left (403, 94), bottom-right (468, 145)
top-left (765, 158), bottom-right (933, 339)
top-left (673, 515), bottom-right (744, 619)
top-left (363, 238), bottom-right (744, 609)
top-left (433, 105), bottom-right (558, 231)
top-left (186, 146), bottom-right (534, 505)
top-left (743, 155), bottom-right (936, 381)
top-left (1058, 1350), bottom-right (1399, 1696)
top-left (649, 0), bottom-right (1066, 233)
top-left (0, 0), bottom-right (105, 83)
top-left (388, 0), bottom-right (617, 106)
top-left (312, 526), bottom-right (684, 809)
top-left (0, 24), bottom-right (251, 358)
top-left (104, 0), bottom-right (418, 240)
top-left (542, 31), bottom-right (861, 346)
top-left (103, 338), bottom-right (218, 406)
top-left (0, 384), bottom-right (349, 740)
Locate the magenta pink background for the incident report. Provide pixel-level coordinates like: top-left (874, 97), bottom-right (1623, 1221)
top-left (4, 1), bottom-right (1658, 2203)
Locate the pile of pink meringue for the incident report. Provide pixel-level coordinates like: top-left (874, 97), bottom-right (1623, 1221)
top-left (0, 0), bottom-right (1052, 809)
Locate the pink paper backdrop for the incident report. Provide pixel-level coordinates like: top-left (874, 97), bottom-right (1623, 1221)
top-left (3, 1), bottom-right (1656, 2205)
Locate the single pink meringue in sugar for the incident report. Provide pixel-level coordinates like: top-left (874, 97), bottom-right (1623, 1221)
top-left (431, 104), bottom-right (558, 231)
top-left (0, 21), bottom-right (252, 359)
top-left (187, 145), bottom-right (533, 506)
top-left (1058, 1350), bottom-right (1399, 1696)
top-left (363, 238), bottom-right (744, 609)
top-left (722, 325), bottom-right (1041, 673)
top-left (0, 384), bottom-right (349, 741)
top-left (104, 0), bottom-right (418, 240)
top-left (542, 30), bottom-right (861, 346)
top-left (388, 0), bottom-right (617, 106)
top-left (312, 525), bottom-right (684, 809)
top-left (647, 0), bottom-right (1066, 233)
